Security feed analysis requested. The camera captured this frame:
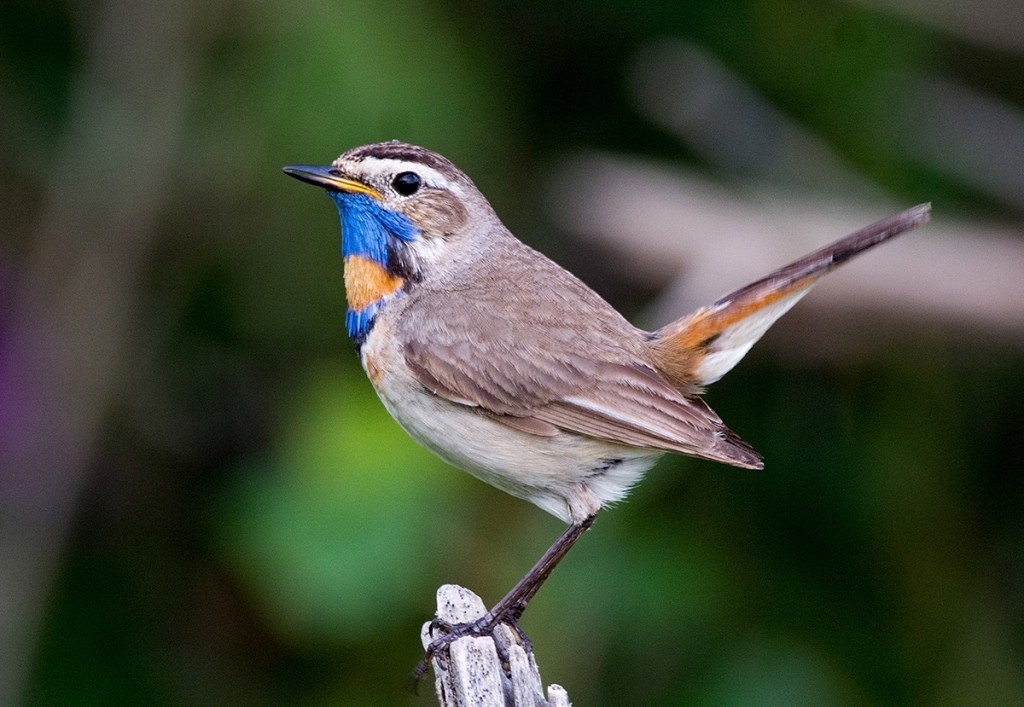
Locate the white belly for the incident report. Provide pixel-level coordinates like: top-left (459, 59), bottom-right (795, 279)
top-left (359, 320), bottom-right (661, 523)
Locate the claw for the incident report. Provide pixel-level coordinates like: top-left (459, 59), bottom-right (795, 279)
top-left (414, 518), bottom-right (596, 690)
top-left (412, 611), bottom-right (535, 689)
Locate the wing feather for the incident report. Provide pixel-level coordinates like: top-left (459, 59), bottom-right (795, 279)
top-left (395, 207), bottom-right (927, 471)
top-left (398, 241), bottom-right (762, 468)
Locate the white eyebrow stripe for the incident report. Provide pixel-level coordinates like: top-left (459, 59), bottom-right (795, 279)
top-left (353, 158), bottom-right (455, 192)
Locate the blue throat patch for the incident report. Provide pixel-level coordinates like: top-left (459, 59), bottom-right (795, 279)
top-left (329, 191), bottom-right (419, 342)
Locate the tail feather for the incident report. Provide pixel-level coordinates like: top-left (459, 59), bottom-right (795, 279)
top-left (649, 204), bottom-right (930, 388)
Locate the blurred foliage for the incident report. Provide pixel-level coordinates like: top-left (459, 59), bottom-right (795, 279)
top-left (2, 0), bottom-right (1023, 706)
top-left (218, 365), bottom-right (450, 641)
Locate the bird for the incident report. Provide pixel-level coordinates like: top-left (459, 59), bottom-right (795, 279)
top-left (283, 140), bottom-right (929, 670)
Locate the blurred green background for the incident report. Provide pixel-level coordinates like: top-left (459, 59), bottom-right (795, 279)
top-left (2, 1), bottom-right (1023, 705)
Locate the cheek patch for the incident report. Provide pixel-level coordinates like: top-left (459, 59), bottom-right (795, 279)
top-left (406, 191), bottom-right (469, 236)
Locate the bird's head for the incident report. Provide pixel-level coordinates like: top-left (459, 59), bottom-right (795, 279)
top-left (284, 141), bottom-right (492, 343)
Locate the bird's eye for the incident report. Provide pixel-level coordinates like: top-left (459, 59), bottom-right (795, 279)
top-left (392, 171), bottom-right (421, 196)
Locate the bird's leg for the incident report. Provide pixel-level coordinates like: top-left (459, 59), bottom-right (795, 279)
top-left (415, 514), bottom-right (596, 682)
top-left (482, 513), bottom-right (596, 630)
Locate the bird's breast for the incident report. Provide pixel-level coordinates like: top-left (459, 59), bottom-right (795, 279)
top-left (343, 254), bottom-right (407, 344)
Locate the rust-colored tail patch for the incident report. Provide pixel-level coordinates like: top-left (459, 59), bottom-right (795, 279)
top-left (648, 204), bottom-right (930, 389)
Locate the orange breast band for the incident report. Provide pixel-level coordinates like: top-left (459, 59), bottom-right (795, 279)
top-left (344, 254), bottom-right (405, 312)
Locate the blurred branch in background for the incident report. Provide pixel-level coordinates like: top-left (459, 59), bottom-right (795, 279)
top-left (545, 37), bottom-right (1023, 362)
top-left (0, 1), bottom-right (220, 703)
top-left (851, 0), bottom-right (1024, 53)
top-left (548, 152), bottom-right (1024, 350)
top-left (901, 75), bottom-right (1024, 213)
top-left (629, 39), bottom-right (886, 200)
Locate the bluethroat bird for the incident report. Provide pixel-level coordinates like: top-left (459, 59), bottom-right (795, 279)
top-left (284, 141), bottom-right (929, 669)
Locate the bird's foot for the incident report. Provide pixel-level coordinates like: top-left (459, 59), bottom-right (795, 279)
top-left (413, 609), bottom-right (533, 687)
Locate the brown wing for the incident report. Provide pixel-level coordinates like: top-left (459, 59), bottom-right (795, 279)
top-left (399, 241), bottom-right (763, 469)
top-left (650, 204), bottom-right (931, 387)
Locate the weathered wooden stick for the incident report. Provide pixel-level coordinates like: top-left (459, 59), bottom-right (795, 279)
top-left (421, 584), bottom-right (571, 707)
